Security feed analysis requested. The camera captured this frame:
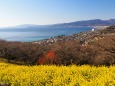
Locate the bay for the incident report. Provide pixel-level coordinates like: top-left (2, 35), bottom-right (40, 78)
top-left (0, 27), bottom-right (92, 42)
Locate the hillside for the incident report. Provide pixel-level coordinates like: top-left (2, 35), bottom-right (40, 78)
top-left (0, 26), bottom-right (115, 65)
top-left (34, 25), bottom-right (115, 45)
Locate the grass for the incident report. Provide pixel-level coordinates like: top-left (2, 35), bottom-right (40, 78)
top-left (0, 62), bottom-right (115, 86)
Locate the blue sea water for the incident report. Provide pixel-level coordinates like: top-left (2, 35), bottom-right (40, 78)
top-left (0, 27), bottom-right (92, 42)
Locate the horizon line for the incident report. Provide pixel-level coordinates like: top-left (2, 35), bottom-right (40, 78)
top-left (0, 18), bottom-right (114, 28)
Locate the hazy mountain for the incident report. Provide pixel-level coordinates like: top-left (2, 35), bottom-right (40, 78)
top-left (12, 24), bottom-right (49, 28)
top-left (1, 19), bottom-right (115, 29)
top-left (51, 19), bottom-right (115, 27)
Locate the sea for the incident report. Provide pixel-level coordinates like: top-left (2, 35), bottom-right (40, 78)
top-left (0, 27), bottom-right (92, 42)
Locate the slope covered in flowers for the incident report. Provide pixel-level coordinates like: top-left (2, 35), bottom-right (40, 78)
top-left (0, 63), bottom-right (115, 86)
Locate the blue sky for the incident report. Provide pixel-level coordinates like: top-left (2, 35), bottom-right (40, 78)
top-left (0, 0), bottom-right (115, 27)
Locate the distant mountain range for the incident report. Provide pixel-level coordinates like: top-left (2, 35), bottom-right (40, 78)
top-left (16, 19), bottom-right (115, 28)
top-left (51, 19), bottom-right (115, 27)
top-left (1, 19), bottom-right (115, 29)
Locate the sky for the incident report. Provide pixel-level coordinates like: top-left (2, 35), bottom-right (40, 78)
top-left (0, 0), bottom-right (115, 27)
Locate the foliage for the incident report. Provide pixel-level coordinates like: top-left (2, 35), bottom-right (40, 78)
top-left (0, 41), bottom-right (48, 65)
top-left (0, 63), bottom-right (115, 86)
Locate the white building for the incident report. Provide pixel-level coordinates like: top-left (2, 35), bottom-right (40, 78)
top-left (92, 29), bottom-right (95, 31)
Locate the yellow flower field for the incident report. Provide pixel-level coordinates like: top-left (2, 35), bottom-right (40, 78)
top-left (0, 63), bottom-right (115, 86)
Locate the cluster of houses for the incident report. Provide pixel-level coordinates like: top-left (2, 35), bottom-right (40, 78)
top-left (33, 27), bottom-right (114, 45)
